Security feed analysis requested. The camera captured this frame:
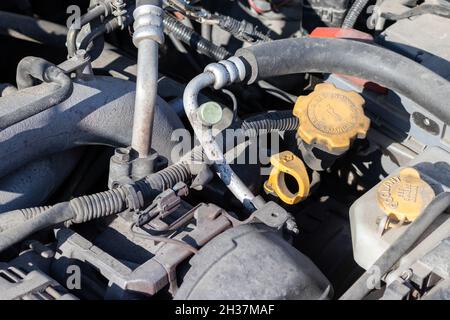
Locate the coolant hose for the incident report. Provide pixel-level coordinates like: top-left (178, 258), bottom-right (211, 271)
top-left (340, 192), bottom-right (450, 300)
top-left (342, 0), bottom-right (369, 29)
top-left (236, 37), bottom-right (450, 125)
top-left (0, 57), bottom-right (73, 130)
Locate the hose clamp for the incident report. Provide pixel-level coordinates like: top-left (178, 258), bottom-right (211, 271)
top-left (132, 4), bottom-right (165, 47)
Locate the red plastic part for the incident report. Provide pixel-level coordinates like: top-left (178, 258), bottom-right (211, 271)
top-left (310, 27), bottom-right (374, 41)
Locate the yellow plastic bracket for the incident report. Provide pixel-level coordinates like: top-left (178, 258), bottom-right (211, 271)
top-left (264, 151), bottom-right (310, 205)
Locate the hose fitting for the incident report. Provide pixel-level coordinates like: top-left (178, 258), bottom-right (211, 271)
top-left (204, 57), bottom-right (247, 89)
top-left (132, 4), bottom-right (164, 46)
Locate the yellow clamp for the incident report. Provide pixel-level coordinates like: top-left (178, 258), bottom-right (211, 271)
top-left (264, 151), bottom-right (310, 205)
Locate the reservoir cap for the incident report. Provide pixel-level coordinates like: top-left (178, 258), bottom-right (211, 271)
top-left (293, 83), bottom-right (370, 154)
top-left (377, 167), bottom-right (435, 222)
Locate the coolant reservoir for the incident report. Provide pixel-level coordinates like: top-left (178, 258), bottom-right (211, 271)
top-left (350, 147), bottom-right (450, 270)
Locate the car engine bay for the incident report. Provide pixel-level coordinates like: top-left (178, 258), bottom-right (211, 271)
top-left (0, 0), bottom-right (449, 300)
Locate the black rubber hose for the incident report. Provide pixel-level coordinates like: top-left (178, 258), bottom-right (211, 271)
top-left (69, 187), bottom-right (128, 224)
top-left (15, 56), bottom-right (67, 90)
top-left (0, 108), bottom-right (297, 241)
top-left (78, 15), bottom-right (125, 52)
top-left (159, 13), bottom-right (294, 104)
top-left (67, 4), bottom-right (107, 57)
top-left (163, 13), bottom-right (231, 61)
top-left (180, 111), bottom-right (299, 164)
top-left (0, 187), bottom-right (128, 253)
top-left (340, 192), bottom-right (450, 300)
top-left (0, 57), bottom-right (73, 130)
top-left (342, 0), bottom-right (369, 29)
top-left (78, 1), bottom-right (136, 52)
top-left (236, 38), bottom-right (450, 125)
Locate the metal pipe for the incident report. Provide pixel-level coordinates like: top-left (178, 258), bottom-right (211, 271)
top-left (131, 40), bottom-right (160, 158)
top-left (183, 71), bottom-right (259, 211)
top-left (131, 1), bottom-right (164, 159)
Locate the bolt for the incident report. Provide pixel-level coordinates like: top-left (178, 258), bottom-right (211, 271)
top-left (400, 269), bottom-right (413, 281)
top-left (111, 0), bottom-right (127, 29)
top-left (114, 147), bottom-right (131, 162)
top-left (197, 101), bottom-right (223, 126)
top-left (75, 49), bottom-right (87, 59)
top-left (286, 218), bottom-right (300, 234)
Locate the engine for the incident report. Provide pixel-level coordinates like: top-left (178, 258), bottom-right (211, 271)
top-left (0, 0), bottom-right (449, 300)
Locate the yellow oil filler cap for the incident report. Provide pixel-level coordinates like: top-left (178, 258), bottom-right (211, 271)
top-left (377, 167), bottom-right (435, 223)
top-left (264, 151), bottom-right (310, 205)
top-left (293, 83), bottom-right (370, 154)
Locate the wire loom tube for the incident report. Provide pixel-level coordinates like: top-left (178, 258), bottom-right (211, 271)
top-left (342, 0), bottom-right (369, 29)
top-left (163, 13), bottom-right (230, 61)
top-left (240, 110), bottom-right (298, 137)
top-left (236, 37), bottom-right (450, 125)
top-left (340, 192), bottom-right (450, 300)
top-left (0, 203), bottom-right (74, 254)
top-left (0, 161), bottom-right (194, 253)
